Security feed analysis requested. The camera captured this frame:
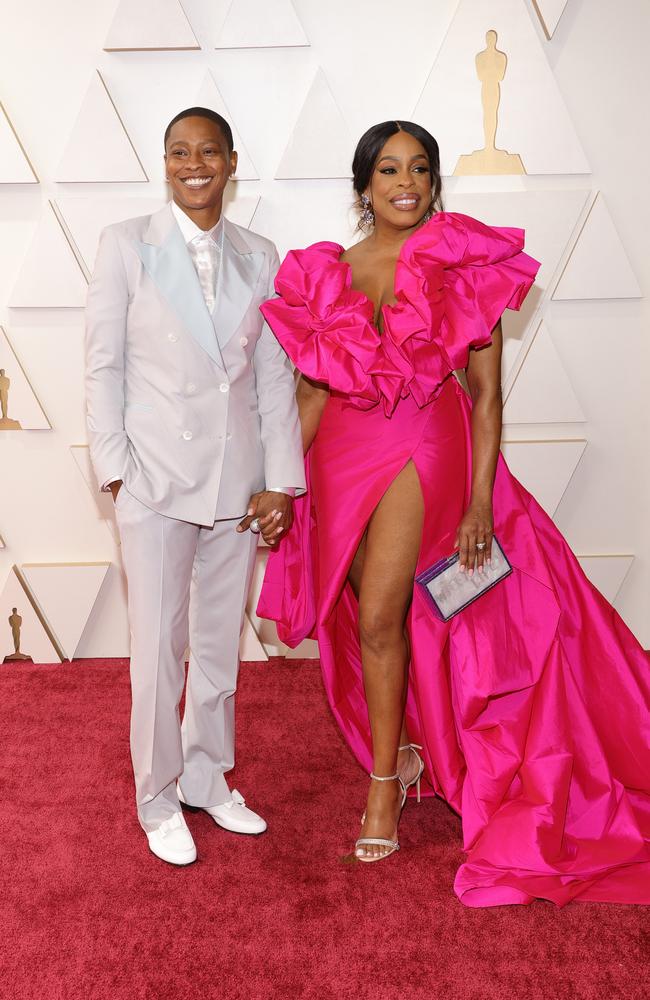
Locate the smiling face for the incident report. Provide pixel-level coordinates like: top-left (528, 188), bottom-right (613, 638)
top-left (366, 130), bottom-right (433, 232)
top-left (164, 115), bottom-right (237, 227)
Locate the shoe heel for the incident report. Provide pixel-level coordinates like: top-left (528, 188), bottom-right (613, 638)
top-left (416, 775), bottom-right (421, 804)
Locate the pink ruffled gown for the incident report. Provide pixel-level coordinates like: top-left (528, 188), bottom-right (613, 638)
top-left (258, 213), bottom-right (650, 907)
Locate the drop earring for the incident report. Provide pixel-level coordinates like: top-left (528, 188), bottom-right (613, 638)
top-left (421, 194), bottom-right (435, 224)
top-left (359, 194), bottom-right (375, 230)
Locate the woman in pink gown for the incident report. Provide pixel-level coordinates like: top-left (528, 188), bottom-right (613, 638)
top-left (258, 121), bottom-right (650, 906)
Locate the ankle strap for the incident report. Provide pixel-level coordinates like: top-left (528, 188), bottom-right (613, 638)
top-left (398, 743), bottom-right (423, 752)
top-left (369, 772), bottom-right (399, 782)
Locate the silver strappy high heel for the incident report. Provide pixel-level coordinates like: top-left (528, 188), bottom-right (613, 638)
top-left (355, 772), bottom-right (407, 863)
top-left (398, 743), bottom-right (425, 803)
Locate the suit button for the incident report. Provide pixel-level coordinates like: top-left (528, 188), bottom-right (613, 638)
top-left (186, 382), bottom-right (196, 394)
top-left (239, 337), bottom-right (248, 347)
top-left (219, 383), bottom-right (229, 393)
top-left (168, 333), bottom-right (178, 343)
top-left (182, 430), bottom-right (193, 441)
top-left (226, 433), bottom-right (232, 440)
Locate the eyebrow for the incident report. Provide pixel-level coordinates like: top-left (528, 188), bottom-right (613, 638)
top-left (377, 154), bottom-right (429, 164)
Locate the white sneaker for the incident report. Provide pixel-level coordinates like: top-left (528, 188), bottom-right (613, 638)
top-left (146, 811), bottom-right (197, 865)
top-left (178, 785), bottom-right (267, 835)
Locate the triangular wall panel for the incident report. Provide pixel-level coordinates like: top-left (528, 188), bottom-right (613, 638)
top-left (55, 193), bottom-right (260, 277)
top-left (553, 194), bottom-right (641, 300)
top-left (215, 0), bottom-right (309, 48)
top-left (21, 563), bottom-right (110, 660)
top-left (104, 0), bottom-right (199, 50)
top-left (0, 566), bottom-right (61, 664)
top-left (532, 0), bottom-right (569, 39)
top-left (576, 555), bottom-right (634, 605)
top-left (501, 439), bottom-right (587, 517)
top-left (0, 327), bottom-right (50, 429)
top-left (56, 71), bottom-right (147, 183)
top-left (0, 101), bottom-right (38, 182)
top-left (503, 321), bottom-right (585, 424)
top-left (239, 611), bottom-right (269, 661)
top-left (276, 69), bottom-right (353, 179)
top-left (446, 189), bottom-right (590, 380)
top-left (55, 197), bottom-right (164, 274)
top-left (10, 201), bottom-right (88, 307)
top-left (223, 191), bottom-right (261, 229)
top-left (195, 73), bottom-right (259, 180)
top-left (69, 445), bottom-right (121, 544)
top-left (413, 0), bottom-right (589, 175)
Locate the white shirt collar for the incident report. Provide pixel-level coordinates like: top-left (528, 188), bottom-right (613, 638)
top-left (170, 200), bottom-right (224, 245)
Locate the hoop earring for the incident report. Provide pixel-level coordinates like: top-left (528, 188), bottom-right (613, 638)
top-left (359, 194), bottom-right (375, 230)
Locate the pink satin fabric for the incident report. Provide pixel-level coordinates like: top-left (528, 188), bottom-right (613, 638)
top-left (259, 212), bottom-right (650, 907)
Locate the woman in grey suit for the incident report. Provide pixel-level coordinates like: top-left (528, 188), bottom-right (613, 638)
top-left (85, 108), bottom-right (305, 865)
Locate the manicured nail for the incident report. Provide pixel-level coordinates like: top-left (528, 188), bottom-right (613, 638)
top-left (274, 511), bottom-right (282, 520)
top-left (247, 507), bottom-right (254, 516)
top-left (478, 565), bottom-right (484, 574)
top-left (468, 568), bottom-right (474, 577)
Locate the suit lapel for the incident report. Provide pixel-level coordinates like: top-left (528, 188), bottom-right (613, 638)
top-left (135, 204), bottom-right (225, 370)
top-left (212, 219), bottom-right (264, 351)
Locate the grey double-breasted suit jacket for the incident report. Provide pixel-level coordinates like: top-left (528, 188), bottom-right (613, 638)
top-left (85, 203), bottom-right (305, 525)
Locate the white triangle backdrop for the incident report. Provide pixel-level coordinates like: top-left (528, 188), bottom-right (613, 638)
top-left (215, 0), bottom-right (309, 49)
top-left (104, 0), bottom-right (199, 51)
top-left (56, 71), bottom-right (147, 183)
top-left (0, 101), bottom-right (37, 183)
top-left (276, 69), bottom-right (353, 179)
top-left (553, 194), bottom-right (641, 300)
top-left (21, 563), bottom-right (111, 661)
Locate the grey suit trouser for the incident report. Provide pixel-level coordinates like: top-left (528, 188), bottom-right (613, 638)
top-left (115, 485), bottom-right (258, 832)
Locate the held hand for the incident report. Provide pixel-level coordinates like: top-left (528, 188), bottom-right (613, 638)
top-left (237, 491), bottom-right (294, 546)
top-left (454, 500), bottom-right (494, 575)
top-left (110, 481), bottom-right (123, 502)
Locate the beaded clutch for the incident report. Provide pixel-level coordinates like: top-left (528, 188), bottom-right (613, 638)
top-left (415, 537), bottom-right (512, 622)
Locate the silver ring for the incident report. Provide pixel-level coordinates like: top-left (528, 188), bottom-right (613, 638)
top-left (476, 541), bottom-right (486, 551)
top-left (250, 517), bottom-right (261, 534)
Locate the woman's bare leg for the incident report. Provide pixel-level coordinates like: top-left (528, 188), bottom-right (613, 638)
top-left (351, 461), bottom-right (424, 858)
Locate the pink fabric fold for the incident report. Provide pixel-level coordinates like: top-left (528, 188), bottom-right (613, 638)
top-left (258, 212), bottom-right (650, 908)
top-left (260, 212), bottom-right (540, 413)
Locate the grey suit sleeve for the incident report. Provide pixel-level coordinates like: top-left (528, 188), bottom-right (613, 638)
top-left (84, 227), bottom-right (129, 490)
top-left (253, 248), bottom-right (306, 495)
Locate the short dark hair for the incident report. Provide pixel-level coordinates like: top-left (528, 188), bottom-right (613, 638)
top-left (164, 107), bottom-right (234, 153)
top-left (352, 120), bottom-right (443, 214)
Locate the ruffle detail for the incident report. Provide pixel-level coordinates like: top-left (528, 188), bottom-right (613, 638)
top-left (261, 244), bottom-right (405, 413)
top-left (260, 215), bottom-right (540, 413)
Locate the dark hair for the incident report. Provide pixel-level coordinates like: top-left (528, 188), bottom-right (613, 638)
top-left (352, 120), bottom-right (443, 217)
top-left (164, 107), bottom-right (234, 153)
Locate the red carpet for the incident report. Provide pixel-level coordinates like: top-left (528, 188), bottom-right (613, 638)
top-left (1, 658), bottom-right (646, 1000)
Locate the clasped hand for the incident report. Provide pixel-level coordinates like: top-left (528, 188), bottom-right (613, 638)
top-left (454, 500), bottom-right (493, 575)
top-left (237, 491), bottom-right (294, 546)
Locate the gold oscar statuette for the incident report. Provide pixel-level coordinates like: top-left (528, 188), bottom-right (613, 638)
top-left (454, 30), bottom-right (526, 176)
top-left (0, 368), bottom-right (22, 430)
top-left (3, 607), bottom-right (33, 663)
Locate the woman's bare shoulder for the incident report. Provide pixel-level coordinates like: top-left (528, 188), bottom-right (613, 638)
top-left (340, 236), bottom-right (371, 265)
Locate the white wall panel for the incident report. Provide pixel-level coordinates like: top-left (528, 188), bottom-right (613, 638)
top-left (104, 0), bottom-right (200, 51)
top-left (215, 0), bottom-right (308, 49)
top-left (0, 0), bottom-right (648, 655)
top-left (553, 193), bottom-right (642, 300)
top-left (0, 102), bottom-right (38, 183)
